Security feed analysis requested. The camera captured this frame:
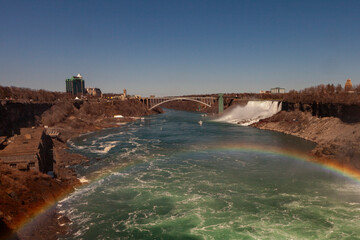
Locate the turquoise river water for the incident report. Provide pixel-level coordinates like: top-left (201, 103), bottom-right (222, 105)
top-left (58, 109), bottom-right (360, 239)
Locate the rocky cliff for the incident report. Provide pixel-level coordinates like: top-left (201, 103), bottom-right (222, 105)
top-left (253, 103), bottom-right (360, 170)
top-left (282, 101), bottom-right (360, 123)
top-left (0, 102), bottom-right (52, 136)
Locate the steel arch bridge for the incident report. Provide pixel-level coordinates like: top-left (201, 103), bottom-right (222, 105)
top-left (140, 96), bottom-right (216, 110)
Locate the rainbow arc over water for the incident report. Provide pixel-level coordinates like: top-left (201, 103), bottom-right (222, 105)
top-left (16, 143), bottom-right (360, 234)
top-left (207, 143), bottom-right (360, 184)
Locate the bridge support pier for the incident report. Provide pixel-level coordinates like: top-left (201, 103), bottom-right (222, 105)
top-left (218, 94), bottom-right (224, 113)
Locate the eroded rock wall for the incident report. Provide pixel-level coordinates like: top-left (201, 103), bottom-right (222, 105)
top-left (282, 101), bottom-right (360, 123)
top-left (0, 103), bottom-right (52, 136)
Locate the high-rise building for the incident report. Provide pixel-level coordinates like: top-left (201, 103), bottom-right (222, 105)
top-left (345, 78), bottom-right (353, 92)
top-left (66, 73), bottom-right (86, 95)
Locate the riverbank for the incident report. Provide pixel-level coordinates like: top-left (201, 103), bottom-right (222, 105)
top-left (0, 100), bottom-right (162, 239)
top-left (13, 120), bottom-right (134, 240)
top-left (252, 110), bottom-right (360, 170)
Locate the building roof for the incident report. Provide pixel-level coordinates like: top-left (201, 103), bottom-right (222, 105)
top-left (67, 77), bottom-right (84, 81)
top-left (0, 128), bottom-right (44, 159)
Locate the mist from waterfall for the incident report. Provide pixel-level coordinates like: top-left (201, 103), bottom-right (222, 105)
top-left (215, 101), bottom-right (282, 126)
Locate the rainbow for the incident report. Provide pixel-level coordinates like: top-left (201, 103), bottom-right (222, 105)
top-left (15, 143), bottom-right (360, 235)
top-left (81, 143), bottom-right (360, 186)
top-left (202, 143), bottom-right (360, 184)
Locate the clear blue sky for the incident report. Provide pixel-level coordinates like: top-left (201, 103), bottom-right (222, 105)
top-left (1, 0), bottom-right (359, 96)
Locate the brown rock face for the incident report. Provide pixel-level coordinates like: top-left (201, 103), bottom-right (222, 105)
top-left (253, 110), bottom-right (360, 170)
top-left (0, 165), bottom-right (74, 231)
top-left (0, 103), bottom-right (52, 136)
top-left (281, 101), bottom-right (360, 123)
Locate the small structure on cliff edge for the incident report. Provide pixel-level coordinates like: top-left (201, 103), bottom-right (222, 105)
top-left (66, 73), bottom-right (86, 95)
top-left (86, 87), bottom-right (102, 97)
top-left (120, 89), bottom-right (127, 100)
top-left (345, 78), bottom-right (353, 92)
top-left (0, 128), bottom-right (54, 173)
top-left (271, 87), bottom-right (285, 94)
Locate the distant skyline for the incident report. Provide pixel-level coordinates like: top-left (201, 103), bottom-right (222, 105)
top-left (1, 0), bottom-right (360, 97)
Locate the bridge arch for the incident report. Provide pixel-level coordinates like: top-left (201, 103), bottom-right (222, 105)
top-left (149, 97), bottom-right (212, 110)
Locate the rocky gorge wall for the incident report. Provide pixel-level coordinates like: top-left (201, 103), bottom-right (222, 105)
top-left (282, 101), bottom-right (360, 123)
top-left (0, 102), bottom-right (53, 136)
top-left (253, 101), bottom-right (360, 170)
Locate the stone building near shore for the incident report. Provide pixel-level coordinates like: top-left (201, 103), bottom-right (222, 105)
top-left (0, 128), bottom-right (54, 173)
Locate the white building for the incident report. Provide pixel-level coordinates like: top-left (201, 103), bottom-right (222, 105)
top-left (271, 87), bottom-right (285, 94)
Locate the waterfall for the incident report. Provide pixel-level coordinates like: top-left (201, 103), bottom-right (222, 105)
top-left (214, 101), bottom-right (282, 126)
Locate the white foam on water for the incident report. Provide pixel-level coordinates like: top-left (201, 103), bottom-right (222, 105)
top-left (78, 176), bottom-right (89, 183)
top-left (67, 140), bottom-right (87, 150)
top-left (88, 141), bottom-right (119, 154)
top-left (283, 201), bottom-right (303, 209)
top-left (110, 171), bottom-right (129, 177)
top-left (178, 194), bottom-right (203, 204)
top-left (59, 178), bottom-right (105, 205)
top-left (214, 101), bottom-right (282, 126)
top-left (97, 132), bottom-right (124, 140)
top-left (78, 132), bottom-right (92, 137)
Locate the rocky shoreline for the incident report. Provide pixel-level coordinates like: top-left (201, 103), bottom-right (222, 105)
top-left (14, 117), bottom-right (140, 240)
top-left (252, 110), bottom-right (360, 171)
top-left (0, 100), bottom-right (161, 240)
